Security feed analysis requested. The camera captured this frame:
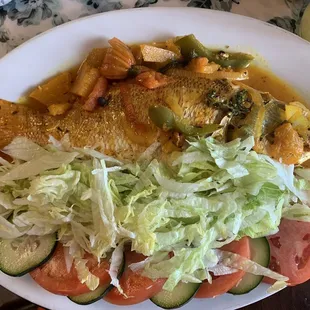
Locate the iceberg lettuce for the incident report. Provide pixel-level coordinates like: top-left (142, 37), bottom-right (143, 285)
top-left (0, 135), bottom-right (309, 292)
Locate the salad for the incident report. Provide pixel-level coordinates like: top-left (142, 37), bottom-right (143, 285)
top-left (0, 135), bottom-right (309, 308)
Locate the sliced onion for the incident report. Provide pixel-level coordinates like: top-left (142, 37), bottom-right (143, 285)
top-left (166, 68), bottom-right (249, 81)
top-left (101, 38), bottom-right (136, 80)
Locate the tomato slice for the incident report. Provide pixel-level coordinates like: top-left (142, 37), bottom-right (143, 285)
top-left (30, 243), bottom-right (110, 296)
top-left (104, 251), bottom-right (166, 305)
top-left (195, 237), bottom-right (250, 298)
top-left (265, 219), bottom-right (310, 286)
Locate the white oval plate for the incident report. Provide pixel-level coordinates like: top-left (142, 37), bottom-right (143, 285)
top-left (0, 7), bottom-right (309, 310)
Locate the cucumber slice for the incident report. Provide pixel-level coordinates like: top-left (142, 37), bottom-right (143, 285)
top-left (69, 252), bottom-right (125, 305)
top-left (0, 234), bottom-right (57, 277)
top-left (229, 237), bottom-right (270, 295)
top-left (69, 282), bottom-right (111, 305)
top-left (151, 281), bottom-right (201, 309)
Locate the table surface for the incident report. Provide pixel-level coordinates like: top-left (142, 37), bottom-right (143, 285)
top-left (1, 0), bottom-right (310, 309)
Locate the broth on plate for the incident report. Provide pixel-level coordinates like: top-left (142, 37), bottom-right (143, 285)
top-left (245, 65), bottom-right (305, 104)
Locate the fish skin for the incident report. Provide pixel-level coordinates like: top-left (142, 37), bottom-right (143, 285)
top-left (0, 76), bottom-right (234, 161)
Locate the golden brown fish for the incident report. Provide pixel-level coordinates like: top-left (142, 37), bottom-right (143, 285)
top-left (0, 76), bottom-right (234, 161)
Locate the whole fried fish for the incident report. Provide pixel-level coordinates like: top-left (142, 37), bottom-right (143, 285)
top-left (0, 76), bottom-right (235, 161)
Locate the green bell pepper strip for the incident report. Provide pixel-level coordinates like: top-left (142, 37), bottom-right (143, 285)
top-left (148, 106), bottom-right (220, 136)
top-left (175, 34), bottom-right (254, 69)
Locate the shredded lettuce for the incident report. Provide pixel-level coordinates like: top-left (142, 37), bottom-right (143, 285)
top-left (0, 216), bottom-right (26, 239)
top-left (109, 243), bottom-right (125, 295)
top-left (0, 152), bottom-right (78, 182)
top-left (282, 203), bottom-right (310, 222)
top-left (0, 135), bottom-right (309, 292)
top-left (217, 250), bottom-right (288, 281)
top-left (217, 249), bottom-right (289, 293)
top-left (74, 258), bottom-right (100, 291)
top-left (267, 280), bottom-right (288, 293)
top-left (2, 137), bottom-right (48, 161)
top-left (208, 264), bottom-right (237, 276)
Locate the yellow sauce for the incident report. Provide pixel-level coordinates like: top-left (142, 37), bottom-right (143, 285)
top-left (245, 65), bottom-right (305, 103)
top-left (245, 65), bottom-right (310, 167)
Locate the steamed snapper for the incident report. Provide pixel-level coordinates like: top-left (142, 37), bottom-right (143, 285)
top-left (0, 35), bottom-right (309, 164)
top-left (0, 76), bottom-right (233, 161)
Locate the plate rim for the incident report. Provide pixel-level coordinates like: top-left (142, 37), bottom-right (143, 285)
top-left (1, 6), bottom-right (310, 66)
top-left (0, 6), bottom-right (308, 310)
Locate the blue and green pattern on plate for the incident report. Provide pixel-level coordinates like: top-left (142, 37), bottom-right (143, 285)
top-left (0, 0), bottom-right (309, 57)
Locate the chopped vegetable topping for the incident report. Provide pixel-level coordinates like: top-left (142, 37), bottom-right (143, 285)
top-left (101, 38), bottom-right (136, 80)
top-left (269, 122), bottom-right (304, 165)
top-left (141, 45), bottom-right (178, 63)
top-left (175, 34), bottom-right (254, 69)
top-left (207, 89), bottom-right (252, 117)
top-left (48, 103), bottom-right (71, 116)
top-left (83, 77), bottom-right (108, 111)
top-left (186, 57), bottom-right (220, 74)
top-left (136, 71), bottom-right (172, 89)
